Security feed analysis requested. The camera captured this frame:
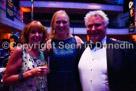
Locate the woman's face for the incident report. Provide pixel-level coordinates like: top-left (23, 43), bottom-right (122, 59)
top-left (129, 1), bottom-right (133, 9)
top-left (130, 9), bottom-right (134, 16)
top-left (28, 27), bottom-right (43, 45)
top-left (53, 13), bottom-right (69, 35)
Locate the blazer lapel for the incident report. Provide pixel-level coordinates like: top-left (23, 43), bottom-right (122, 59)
top-left (106, 38), bottom-right (114, 71)
top-left (106, 38), bottom-right (115, 89)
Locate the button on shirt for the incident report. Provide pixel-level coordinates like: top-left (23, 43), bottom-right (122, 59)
top-left (78, 37), bottom-right (110, 91)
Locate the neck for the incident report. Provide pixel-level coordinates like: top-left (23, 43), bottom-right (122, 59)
top-left (27, 44), bottom-right (39, 51)
top-left (26, 45), bottom-right (40, 57)
top-left (55, 33), bottom-right (68, 40)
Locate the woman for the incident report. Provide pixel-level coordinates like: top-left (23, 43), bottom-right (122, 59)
top-left (46, 10), bottom-right (83, 91)
top-left (3, 21), bottom-right (49, 91)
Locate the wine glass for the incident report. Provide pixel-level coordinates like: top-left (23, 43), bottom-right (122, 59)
top-left (38, 61), bottom-right (49, 91)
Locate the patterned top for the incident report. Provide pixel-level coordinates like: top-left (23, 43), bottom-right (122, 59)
top-left (14, 48), bottom-right (47, 91)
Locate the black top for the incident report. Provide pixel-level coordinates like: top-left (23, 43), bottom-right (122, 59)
top-left (48, 37), bottom-right (82, 91)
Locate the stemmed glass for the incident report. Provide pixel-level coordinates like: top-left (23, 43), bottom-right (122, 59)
top-left (38, 60), bottom-right (49, 91)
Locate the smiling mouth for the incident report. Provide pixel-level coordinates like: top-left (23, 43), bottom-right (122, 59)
top-left (60, 28), bottom-right (64, 31)
top-left (33, 38), bottom-right (41, 42)
top-left (91, 34), bottom-right (98, 37)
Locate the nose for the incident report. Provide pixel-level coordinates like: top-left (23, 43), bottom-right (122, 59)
top-left (92, 25), bottom-right (96, 31)
top-left (60, 22), bottom-right (64, 27)
top-left (35, 32), bottom-right (39, 36)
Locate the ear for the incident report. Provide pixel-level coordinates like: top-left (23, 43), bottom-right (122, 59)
top-left (103, 25), bottom-right (107, 33)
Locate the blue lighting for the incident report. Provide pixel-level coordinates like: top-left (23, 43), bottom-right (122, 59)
top-left (117, 0), bottom-right (123, 4)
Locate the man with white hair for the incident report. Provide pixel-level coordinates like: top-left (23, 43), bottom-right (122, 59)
top-left (78, 10), bottom-right (136, 91)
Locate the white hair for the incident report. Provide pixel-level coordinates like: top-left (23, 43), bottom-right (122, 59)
top-left (84, 10), bottom-right (109, 27)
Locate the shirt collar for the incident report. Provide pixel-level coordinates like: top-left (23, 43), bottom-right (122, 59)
top-left (89, 36), bottom-right (107, 45)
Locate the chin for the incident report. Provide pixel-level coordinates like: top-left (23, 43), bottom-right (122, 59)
top-left (91, 37), bottom-right (98, 40)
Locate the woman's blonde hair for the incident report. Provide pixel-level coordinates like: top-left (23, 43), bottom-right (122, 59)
top-left (21, 21), bottom-right (48, 43)
top-left (50, 10), bottom-right (70, 39)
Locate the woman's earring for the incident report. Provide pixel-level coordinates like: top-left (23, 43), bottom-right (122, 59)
top-left (53, 30), bottom-right (56, 34)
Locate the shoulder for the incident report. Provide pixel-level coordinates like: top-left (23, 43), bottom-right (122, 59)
top-left (75, 36), bottom-right (84, 44)
top-left (107, 37), bottom-right (122, 45)
top-left (44, 39), bottom-right (52, 51)
top-left (6, 47), bottom-right (23, 66)
top-left (8, 47), bottom-right (23, 62)
top-left (46, 39), bottom-right (52, 47)
top-left (74, 36), bottom-right (80, 39)
top-left (46, 39), bottom-right (52, 44)
top-left (11, 47), bottom-right (23, 56)
top-left (107, 37), bottom-right (131, 45)
top-left (107, 38), bottom-right (135, 51)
